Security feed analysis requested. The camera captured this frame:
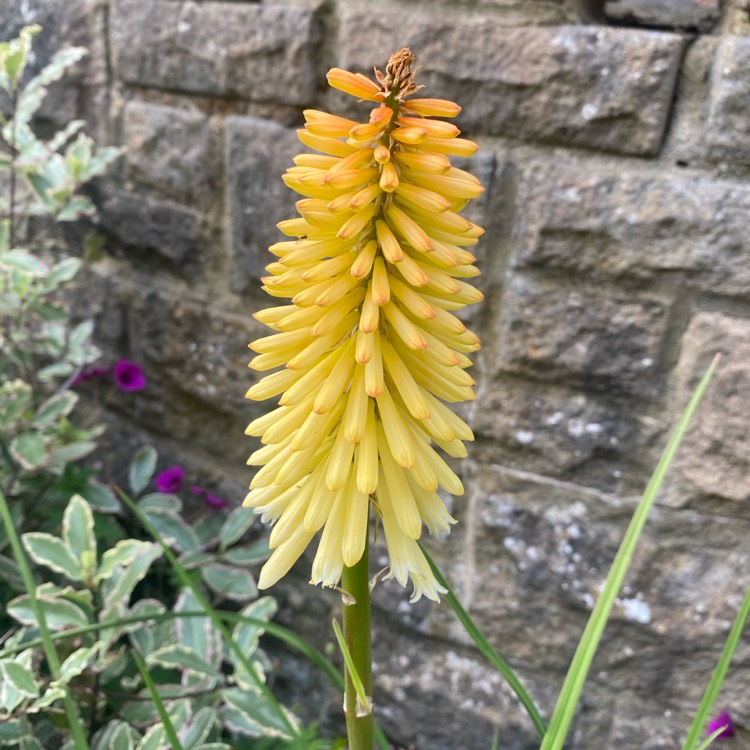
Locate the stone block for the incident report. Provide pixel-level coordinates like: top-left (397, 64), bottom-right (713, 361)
top-left (706, 36), bottom-right (750, 163)
top-left (0, 0), bottom-right (110, 140)
top-left (470, 378), bottom-right (648, 492)
top-left (336, 12), bottom-right (684, 155)
top-left (225, 116), bottom-right (304, 294)
top-left (496, 274), bottom-right (668, 396)
top-left (467, 465), bottom-right (749, 703)
top-left (127, 288), bottom-right (262, 414)
top-left (122, 101), bottom-right (215, 204)
top-left (112, 0), bottom-right (317, 105)
top-left (665, 312), bottom-right (750, 514)
top-left (513, 162), bottom-right (750, 297)
top-left (605, 0), bottom-right (721, 31)
top-left (94, 185), bottom-right (205, 274)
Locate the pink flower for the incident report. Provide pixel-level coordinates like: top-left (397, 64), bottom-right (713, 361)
top-left (155, 466), bottom-right (185, 494)
top-left (707, 711), bottom-right (734, 739)
top-left (113, 359), bottom-right (147, 392)
top-left (191, 485), bottom-right (229, 510)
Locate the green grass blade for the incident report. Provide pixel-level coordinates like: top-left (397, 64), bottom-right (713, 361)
top-left (117, 488), bottom-right (302, 744)
top-left (540, 355), bottom-right (719, 750)
top-left (694, 725), bottom-right (731, 750)
top-left (0, 488), bottom-right (90, 750)
top-left (420, 542), bottom-right (547, 738)
top-left (132, 648), bottom-right (185, 750)
top-left (681, 584), bottom-right (750, 750)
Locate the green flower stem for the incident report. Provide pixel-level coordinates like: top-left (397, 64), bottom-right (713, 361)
top-left (342, 538), bottom-right (374, 750)
top-left (0, 488), bottom-right (90, 750)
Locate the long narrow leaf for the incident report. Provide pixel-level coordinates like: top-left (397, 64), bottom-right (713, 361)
top-left (695, 725), bottom-right (732, 750)
top-left (132, 648), bottom-right (184, 750)
top-left (681, 584), bottom-right (750, 750)
top-left (540, 355), bottom-right (719, 750)
top-left (420, 542), bottom-right (546, 738)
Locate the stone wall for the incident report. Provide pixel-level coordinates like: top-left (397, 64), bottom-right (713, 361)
top-left (4, 0), bottom-right (750, 747)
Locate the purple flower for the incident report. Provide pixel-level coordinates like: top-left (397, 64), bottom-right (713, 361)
top-left (708, 711), bottom-right (734, 739)
top-left (113, 359), bottom-right (147, 392)
top-left (155, 466), bottom-right (185, 494)
top-left (72, 365), bottom-right (111, 387)
top-left (191, 485), bottom-right (229, 510)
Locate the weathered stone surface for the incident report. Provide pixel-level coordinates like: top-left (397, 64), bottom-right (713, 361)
top-left (706, 36), bottom-right (750, 163)
top-left (514, 162), bottom-right (750, 297)
top-left (122, 101), bottom-right (215, 203)
top-left (0, 0), bottom-right (109, 140)
top-left (605, 0), bottom-right (721, 31)
top-left (665, 312), bottom-right (750, 514)
top-left (470, 378), bottom-right (651, 493)
top-left (496, 274), bottom-right (668, 397)
top-left (336, 13), bottom-right (684, 155)
top-left (112, 1), bottom-right (317, 105)
top-left (461, 465), bottom-right (749, 743)
top-left (225, 116), bottom-right (303, 293)
top-left (127, 288), bottom-right (261, 414)
top-left (94, 185), bottom-right (205, 274)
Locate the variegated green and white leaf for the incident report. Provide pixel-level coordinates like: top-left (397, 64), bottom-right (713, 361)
top-left (7, 594), bottom-right (89, 630)
top-left (179, 706), bottom-right (217, 750)
top-left (146, 644), bottom-right (220, 680)
top-left (101, 542), bottom-right (162, 608)
top-left (202, 563), bottom-right (257, 602)
top-left (62, 494), bottom-right (96, 569)
top-left (230, 597), bottom-right (278, 667)
top-left (21, 532), bottom-right (81, 581)
top-left (0, 659), bottom-right (38, 712)
top-left (218, 507), bottom-right (256, 550)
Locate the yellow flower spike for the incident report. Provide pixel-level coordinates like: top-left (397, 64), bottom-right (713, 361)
top-left (246, 47), bottom-right (483, 601)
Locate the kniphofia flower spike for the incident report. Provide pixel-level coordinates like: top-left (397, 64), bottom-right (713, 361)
top-left (245, 49), bottom-right (484, 602)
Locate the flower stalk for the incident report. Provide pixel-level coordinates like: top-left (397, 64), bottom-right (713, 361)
top-left (341, 541), bottom-right (374, 750)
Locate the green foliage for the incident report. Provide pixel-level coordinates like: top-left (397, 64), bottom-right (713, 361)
top-left (1, 489), bottom-right (316, 749)
top-left (0, 26), bottom-right (332, 750)
top-left (0, 24), bottom-right (120, 521)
